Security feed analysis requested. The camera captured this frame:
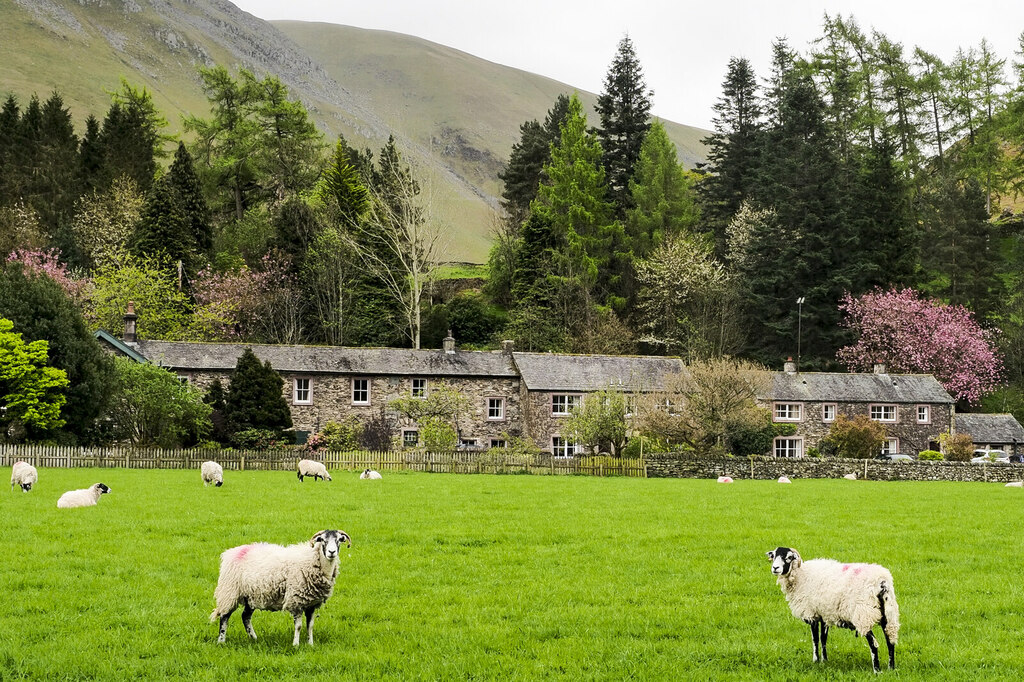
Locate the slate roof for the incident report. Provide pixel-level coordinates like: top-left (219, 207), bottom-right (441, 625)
top-left (93, 330), bottom-right (147, 364)
top-left (955, 413), bottom-right (1024, 444)
top-left (133, 340), bottom-right (518, 378)
top-left (767, 371), bottom-right (955, 404)
top-left (513, 352), bottom-right (684, 392)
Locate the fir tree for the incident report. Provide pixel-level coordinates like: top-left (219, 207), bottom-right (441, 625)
top-left (223, 348), bottom-right (293, 435)
top-left (318, 136), bottom-right (369, 225)
top-left (78, 115), bottom-right (104, 194)
top-left (167, 142), bottom-right (212, 253)
top-left (130, 176), bottom-right (194, 275)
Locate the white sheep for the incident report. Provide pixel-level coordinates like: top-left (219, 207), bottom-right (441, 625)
top-left (56, 483), bottom-right (111, 509)
top-left (360, 469), bottom-right (382, 480)
top-left (1005, 481), bottom-right (1023, 488)
top-left (717, 476), bottom-right (733, 483)
top-left (778, 476), bottom-right (792, 484)
top-left (201, 461), bottom-right (224, 487)
top-left (210, 529), bottom-right (351, 646)
top-left (10, 461), bottom-right (37, 492)
top-left (767, 546), bottom-right (900, 672)
top-left (297, 459), bottom-right (331, 482)
top-left (843, 473), bottom-right (857, 480)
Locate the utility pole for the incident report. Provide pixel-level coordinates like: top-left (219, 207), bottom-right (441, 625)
top-left (796, 297), bottom-right (805, 370)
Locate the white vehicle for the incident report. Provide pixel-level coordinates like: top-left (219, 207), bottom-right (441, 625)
top-left (972, 449), bottom-right (1009, 463)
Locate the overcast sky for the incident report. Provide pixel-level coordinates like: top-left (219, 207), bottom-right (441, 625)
top-left (231, 0), bottom-right (1023, 130)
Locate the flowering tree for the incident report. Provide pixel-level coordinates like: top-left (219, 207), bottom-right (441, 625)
top-left (5, 249), bottom-right (86, 302)
top-left (837, 288), bottom-right (1002, 404)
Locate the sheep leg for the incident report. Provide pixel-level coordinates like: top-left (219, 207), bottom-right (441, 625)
top-left (241, 602), bottom-right (257, 640)
top-left (865, 630), bottom-right (881, 673)
top-left (305, 607), bottom-right (317, 645)
top-left (809, 620), bottom-right (821, 662)
top-left (883, 630), bottom-right (895, 669)
top-left (217, 608), bottom-right (236, 644)
top-left (820, 624), bottom-right (829, 661)
top-left (292, 612), bottom-right (303, 647)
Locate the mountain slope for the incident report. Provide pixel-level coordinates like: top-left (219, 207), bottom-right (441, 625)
top-left (1, 0), bottom-right (708, 263)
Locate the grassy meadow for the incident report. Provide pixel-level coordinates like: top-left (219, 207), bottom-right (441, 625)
top-left (1, 468), bottom-right (1021, 680)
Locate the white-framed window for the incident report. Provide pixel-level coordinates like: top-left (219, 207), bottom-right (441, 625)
top-left (459, 438), bottom-right (479, 449)
top-left (822, 403), bottom-right (836, 422)
top-left (489, 439), bottom-right (507, 449)
top-left (351, 378), bottom-right (370, 405)
top-left (870, 404), bottom-right (897, 422)
top-left (774, 437), bottom-right (804, 458)
top-left (487, 397), bottom-right (505, 421)
top-left (402, 430), bottom-right (419, 448)
top-left (917, 405), bottom-right (931, 424)
top-left (177, 375), bottom-right (190, 385)
top-left (881, 438), bottom-right (899, 455)
top-left (552, 436), bottom-right (578, 458)
top-left (411, 378), bottom-right (427, 398)
top-left (774, 403), bottom-right (803, 422)
top-left (293, 377), bottom-right (312, 405)
top-left (551, 394), bottom-right (582, 416)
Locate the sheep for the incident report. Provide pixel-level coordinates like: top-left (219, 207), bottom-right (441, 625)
top-left (843, 473), bottom-right (857, 480)
top-left (766, 546), bottom-right (900, 672)
top-left (717, 476), bottom-right (733, 483)
top-left (778, 476), bottom-right (792, 484)
top-left (1005, 481), bottom-right (1023, 487)
top-left (10, 461), bottom-right (37, 492)
top-left (210, 529), bottom-right (351, 646)
top-left (360, 469), bottom-right (382, 480)
top-left (56, 483), bottom-right (111, 509)
top-left (201, 461), bottom-right (224, 487)
top-left (296, 459), bottom-right (331, 483)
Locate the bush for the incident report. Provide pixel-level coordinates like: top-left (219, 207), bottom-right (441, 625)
top-left (826, 414), bottom-right (886, 459)
top-left (230, 428), bottom-right (288, 449)
top-left (306, 417), bottom-right (363, 454)
top-left (806, 447), bottom-right (821, 458)
top-left (918, 449), bottom-right (944, 461)
top-left (419, 416), bottom-right (457, 451)
top-left (939, 431), bottom-right (974, 461)
top-left (621, 436), bottom-right (675, 457)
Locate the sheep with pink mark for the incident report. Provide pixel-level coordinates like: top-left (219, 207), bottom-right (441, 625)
top-left (767, 547), bottom-right (900, 673)
top-left (211, 530), bottom-right (351, 646)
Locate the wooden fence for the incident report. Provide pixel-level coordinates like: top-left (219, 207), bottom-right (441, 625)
top-left (0, 444), bottom-right (646, 478)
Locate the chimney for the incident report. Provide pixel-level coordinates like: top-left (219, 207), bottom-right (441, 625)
top-left (443, 330), bottom-right (456, 354)
top-left (783, 356), bottom-right (797, 374)
top-left (123, 301), bottom-right (138, 343)
top-left (873, 362), bottom-right (887, 375)
top-left (501, 339), bottom-right (514, 356)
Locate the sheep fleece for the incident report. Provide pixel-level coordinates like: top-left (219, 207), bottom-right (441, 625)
top-left (56, 485), bottom-right (105, 509)
top-left (201, 461), bottom-right (223, 485)
top-left (779, 559), bottom-right (900, 643)
top-left (211, 542), bottom-right (338, 617)
top-left (11, 462), bottom-right (37, 489)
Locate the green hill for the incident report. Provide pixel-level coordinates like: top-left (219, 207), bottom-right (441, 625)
top-left (0, 0), bottom-right (708, 263)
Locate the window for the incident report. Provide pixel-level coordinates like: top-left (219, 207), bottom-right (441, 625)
top-left (351, 378), bottom-right (370, 405)
top-left (402, 430), bottom-right (419, 448)
top-left (917, 405), bottom-right (931, 424)
top-left (489, 439), bottom-right (507, 449)
top-left (551, 394), bottom-right (582, 416)
top-left (774, 437), bottom-right (803, 458)
top-left (881, 438), bottom-right (899, 455)
top-left (870, 404), bottom-right (897, 422)
top-left (774, 403), bottom-right (803, 422)
top-left (552, 436), bottom-right (577, 458)
top-left (411, 378), bottom-right (427, 398)
top-left (459, 438), bottom-right (479, 449)
top-left (822, 404), bottom-right (836, 422)
top-left (177, 375), bottom-right (190, 385)
top-left (487, 397), bottom-right (505, 420)
top-left (293, 378), bottom-right (311, 404)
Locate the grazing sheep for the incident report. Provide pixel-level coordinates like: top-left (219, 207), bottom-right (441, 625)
top-left (201, 461), bottom-right (224, 487)
top-left (767, 546), bottom-right (900, 672)
top-left (297, 459), bottom-right (331, 482)
top-left (56, 483), bottom-right (111, 509)
top-left (360, 469), bottom-right (382, 480)
top-left (843, 473), bottom-right (857, 480)
top-left (211, 529), bottom-right (351, 646)
top-left (1005, 481), bottom-right (1023, 487)
top-left (10, 461), bottom-right (37, 492)
top-left (717, 476), bottom-right (734, 483)
top-left (778, 476), bottom-right (792, 484)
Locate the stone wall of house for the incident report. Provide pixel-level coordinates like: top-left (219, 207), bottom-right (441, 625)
top-left (645, 452), bottom-right (1024, 482)
top-left (182, 370), bottom-right (521, 445)
top-left (772, 401), bottom-right (954, 455)
top-left (520, 388), bottom-right (581, 451)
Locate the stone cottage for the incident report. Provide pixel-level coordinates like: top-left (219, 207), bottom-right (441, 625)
top-left (955, 413), bottom-right (1024, 457)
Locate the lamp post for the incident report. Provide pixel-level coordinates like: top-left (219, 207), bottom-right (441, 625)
top-left (796, 297), bottom-right (806, 370)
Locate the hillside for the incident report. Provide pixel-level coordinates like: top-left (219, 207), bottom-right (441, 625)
top-left (1, 0), bottom-right (708, 263)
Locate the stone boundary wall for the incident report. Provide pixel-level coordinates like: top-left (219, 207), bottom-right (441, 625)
top-left (645, 453), bottom-right (1024, 483)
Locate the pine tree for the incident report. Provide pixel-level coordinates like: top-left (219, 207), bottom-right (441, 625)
top-left (37, 92), bottom-right (80, 259)
top-left (0, 95), bottom-right (20, 205)
top-left (167, 142), bottom-right (212, 253)
top-left (595, 36), bottom-right (653, 216)
top-left (223, 348), bottom-right (293, 435)
top-left (318, 136), bottom-right (369, 225)
top-left (78, 115), bottom-right (104, 194)
top-left (130, 176), bottom-right (194, 276)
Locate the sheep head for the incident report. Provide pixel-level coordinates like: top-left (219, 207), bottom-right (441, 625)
top-left (94, 483), bottom-right (111, 495)
top-left (767, 547), bottom-right (802, 575)
top-left (310, 530), bottom-right (351, 561)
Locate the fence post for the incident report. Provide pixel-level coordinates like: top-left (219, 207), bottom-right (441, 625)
top-left (240, 454), bottom-right (245, 472)
top-left (864, 458), bottom-right (868, 480)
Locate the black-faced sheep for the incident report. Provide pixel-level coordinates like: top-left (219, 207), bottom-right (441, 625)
top-left (56, 483), bottom-right (111, 508)
top-left (297, 459), bottom-right (331, 482)
top-left (201, 461), bottom-right (224, 487)
top-left (359, 469), bottom-right (382, 480)
top-left (211, 529), bottom-right (351, 646)
top-left (11, 461), bottom-right (37, 492)
top-left (767, 547), bottom-right (900, 672)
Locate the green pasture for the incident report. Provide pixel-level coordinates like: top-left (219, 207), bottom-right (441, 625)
top-left (1, 469), bottom-right (1021, 680)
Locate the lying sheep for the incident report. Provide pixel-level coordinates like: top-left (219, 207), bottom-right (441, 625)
top-left (56, 483), bottom-right (111, 509)
top-left (201, 461), bottom-right (224, 487)
top-left (211, 529), bottom-right (351, 646)
top-left (843, 473), bottom-right (857, 480)
top-left (778, 476), bottom-right (792, 484)
top-left (1006, 481), bottom-right (1023, 488)
top-left (717, 476), bottom-right (733, 483)
top-left (767, 546), bottom-right (900, 672)
top-left (297, 459), bottom-right (331, 482)
top-left (360, 469), bottom-right (382, 480)
top-left (10, 461), bottom-right (37, 492)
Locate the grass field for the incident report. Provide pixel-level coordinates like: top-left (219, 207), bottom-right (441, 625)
top-left (1, 469), bottom-right (1021, 680)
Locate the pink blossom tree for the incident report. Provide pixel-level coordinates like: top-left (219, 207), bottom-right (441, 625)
top-left (837, 288), bottom-right (1002, 404)
top-left (6, 249), bottom-right (87, 302)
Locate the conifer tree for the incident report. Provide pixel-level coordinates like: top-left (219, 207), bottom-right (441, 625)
top-left (130, 176), bottom-right (194, 276)
top-left (318, 136), bottom-right (369, 225)
top-left (77, 115), bottom-right (104, 194)
top-left (167, 142), bottom-right (212, 253)
top-left (223, 348), bottom-right (292, 435)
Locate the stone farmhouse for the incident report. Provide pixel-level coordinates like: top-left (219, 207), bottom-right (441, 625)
top-left (96, 313), bottom-right (972, 457)
top-left (954, 413), bottom-right (1024, 457)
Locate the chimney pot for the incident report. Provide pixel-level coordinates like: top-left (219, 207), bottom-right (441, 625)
top-left (443, 330), bottom-right (455, 354)
top-left (501, 340), bottom-right (514, 355)
top-left (123, 300), bottom-right (138, 343)
top-left (873, 362), bottom-right (887, 375)
top-left (784, 357), bottom-right (797, 374)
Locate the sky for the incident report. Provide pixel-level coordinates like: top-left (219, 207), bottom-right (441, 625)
top-left (230, 0), bottom-right (1024, 130)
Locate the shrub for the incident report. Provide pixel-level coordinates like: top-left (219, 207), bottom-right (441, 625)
top-left (306, 417), bottom-right (363, 454)
top-left (918, 449), bottom-right (944, 461)
top-left (360, 406), bottom-right (396, 450)
top-left (230, 428), bottom-right (289, 449)
top-left (939, 432), bottom-right (974, 461)
top-left (420, 416), bottom-right (457, 451)
top-left (826, 414), bottom-right (886, 459)
top-left (806, 447), bottom-right (821, 458)
top-left (621, 436), bottom-right (675, 457)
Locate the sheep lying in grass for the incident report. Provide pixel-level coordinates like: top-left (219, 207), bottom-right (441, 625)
top-left (717, 476), bottom-right (733, 483)
top-left (10, 461), bottom-right (37, 492)
top-left (201, 461), bottom-right (224, 487)
top-left (778, 476), bottom-right (792, 484)
top-left (211, 529), bottom-right (351, 646)
top-left (360, 469), bottom-right (382, 480)
top-left (297, 459), bottom-right (331, 482)
top-left (843, 473), bottom-right (857, 480)
top-left (767, 546), bottom-right (900, 672)
top-left (56, 483), bottom-right (111, 508)
top-left (1006, 481), bottom-right (1023, 487)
